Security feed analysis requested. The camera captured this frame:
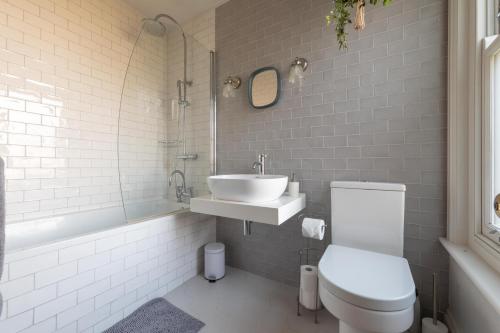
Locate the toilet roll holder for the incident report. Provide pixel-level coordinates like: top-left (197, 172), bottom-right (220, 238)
top-left (296, 214), bottom-right (328, 324)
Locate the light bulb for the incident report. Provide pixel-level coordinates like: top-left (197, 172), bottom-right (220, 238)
top-left (289, 65), bottom-right (305, 83)
top-left (289, 65), bottom-right (305, 92)
top-left (222, 83), bottom-right (235, 98)
top-left (222, 84), bottom-right (229, 98)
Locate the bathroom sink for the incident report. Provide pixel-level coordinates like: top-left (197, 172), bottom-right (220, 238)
top-left (207, 174), bottom-right (288, 203)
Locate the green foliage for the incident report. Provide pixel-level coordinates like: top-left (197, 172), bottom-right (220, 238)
top-left (369, 0), bottom-right (392, 5)
top-left (326, 0), bottom-right (392, 49)
top-left (326, 0), bottom-right (356, 50)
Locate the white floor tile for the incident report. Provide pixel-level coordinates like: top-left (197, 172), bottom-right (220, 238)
top-left (164, 267), bottom-right (339, 333)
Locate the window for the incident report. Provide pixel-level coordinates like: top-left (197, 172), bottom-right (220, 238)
top-left (481, 0), bottom-right (500, 245)
top-left (482, 33), bottom-right (500, 245)
top-left (486, 0), bottom-right (500, 35)
top-left (449, 0), bottom-right (500, 267)
top-left (496, 2), bottom-right (499, 35)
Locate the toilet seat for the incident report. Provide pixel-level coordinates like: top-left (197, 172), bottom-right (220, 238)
top-left (318, 245), bottom-right (416, 333)
top-left (318, 245), bottom-right (415, 312)
top-left (319, 283), bottom-right (414, 333)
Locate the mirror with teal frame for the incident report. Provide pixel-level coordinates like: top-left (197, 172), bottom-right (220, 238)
top-left (248, 67), bottom-right (280, 109)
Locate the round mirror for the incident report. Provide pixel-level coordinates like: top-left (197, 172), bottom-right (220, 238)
top-left (248, 67), bottom-right (280, 109)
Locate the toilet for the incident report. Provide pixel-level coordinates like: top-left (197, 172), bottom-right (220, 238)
top-left (319, 181), bottom-right (416, 333)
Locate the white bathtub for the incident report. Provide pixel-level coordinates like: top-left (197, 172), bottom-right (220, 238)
top-left (125, 199), bottom-right (188, 221)
top-left (6, 199), bottom-right (187, 252)
top-left (0, 205), bottom-right (215, 333)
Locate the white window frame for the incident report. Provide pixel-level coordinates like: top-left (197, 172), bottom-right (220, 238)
top-left (482, 35), bottom-right (500, 245)
top-left (448, 0), bottom-right (500, 272)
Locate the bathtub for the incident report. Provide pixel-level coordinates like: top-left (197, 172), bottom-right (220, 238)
top-left (6, 199), bottom-right (187, 252)
top-left (0, 203), bottom-right (215, 333)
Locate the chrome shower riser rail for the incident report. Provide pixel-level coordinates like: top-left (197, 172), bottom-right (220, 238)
top-left (210, 50), bottom-right (217, 176)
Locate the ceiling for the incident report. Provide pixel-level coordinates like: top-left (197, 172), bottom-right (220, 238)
top-left (124, 0), bottom-right (228, 22)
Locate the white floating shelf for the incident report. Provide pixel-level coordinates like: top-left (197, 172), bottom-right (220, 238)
top-left (190, 193), bottom-right (306, 225)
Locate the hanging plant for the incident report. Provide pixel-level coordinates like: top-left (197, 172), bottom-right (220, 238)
top-left (326, 0), bottom-right (392, 49)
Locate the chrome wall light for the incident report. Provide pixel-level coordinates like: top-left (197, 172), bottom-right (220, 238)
top-left (288, 57), bottom-right (308, 89)
top-left (222, 76), bottom-right (241, 98)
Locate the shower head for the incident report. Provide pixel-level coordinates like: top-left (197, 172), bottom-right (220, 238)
top-left (142, 14), bottom-right (186, 38)
top-left (140, 13), bottom-right (189, 102)
top-left (142, 18), bottom-right (167, 37)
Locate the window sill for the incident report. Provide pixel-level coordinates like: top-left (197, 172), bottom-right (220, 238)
top-left (440, 237), bottom-right (500, 314)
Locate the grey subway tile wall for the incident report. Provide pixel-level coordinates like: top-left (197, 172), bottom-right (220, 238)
top-left (215, 0), bottom-right (447, 316)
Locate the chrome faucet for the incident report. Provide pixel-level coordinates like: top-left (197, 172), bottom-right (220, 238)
top-left (168, 169), bottom-right (192, 203)
top-left (252, 154), bottom-right (267, 175)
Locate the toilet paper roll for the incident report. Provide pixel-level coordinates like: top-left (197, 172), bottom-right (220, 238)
top-left (301, 218), bottom-right (325, 240)
top-left (299, 265), bottom-right (321, 310)
top-left (422, 318), bottom-right (448, 333)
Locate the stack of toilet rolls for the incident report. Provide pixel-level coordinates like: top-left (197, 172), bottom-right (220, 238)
top-left (299, 217), bottom-right (325, 310)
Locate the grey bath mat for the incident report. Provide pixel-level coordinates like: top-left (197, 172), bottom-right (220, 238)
top-left (104, 298), bottom-right (205, 333)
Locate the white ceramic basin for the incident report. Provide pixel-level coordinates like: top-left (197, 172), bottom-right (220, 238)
top-left (207, 174), bottom-right (288, 203)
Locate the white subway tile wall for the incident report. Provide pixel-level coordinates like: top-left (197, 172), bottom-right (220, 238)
top-left (0, 0), bottom-right (215, 223)
top-left (0, 1), bottom-right (218, 332)
top-left (0, 0), bottom-right (143, 223)
top-left (0, 212), bottom-right (216, 333)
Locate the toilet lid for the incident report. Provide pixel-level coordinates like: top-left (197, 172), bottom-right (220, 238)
top-left (318, 245), bottom-right (415, 312)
